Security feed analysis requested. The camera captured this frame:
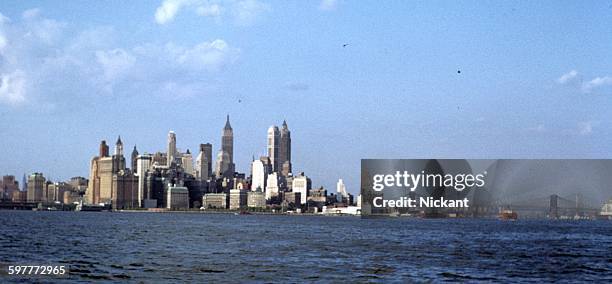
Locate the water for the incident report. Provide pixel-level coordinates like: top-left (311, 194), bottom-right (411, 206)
top-left (1, 211), bottom-right (611, 283)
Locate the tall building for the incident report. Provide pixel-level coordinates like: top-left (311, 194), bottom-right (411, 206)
top-left (217, 116), bottom-right (235, 177)
top-left (279, 120), bottom-right (292, 176)
top-left (337, 179), bottom-right (350, 204)
top-left (265, 172), bottom-right (279, 201)
top-left (21, 173), bottom-right (27, 191)
top-left (1, 175), bottom-right (19, 200)
top-left (292, 173), bottom-right (311, 205)
top-left (167, 131), bottom-right (177, 166)
top-left (222, 115), bottom-right (233, 163)
top-left (215, 150), bottom-right (231, 178)
top-left (111, 170), bottom-right (138, 209)
top-left (99, 140), bottom-right (109, 157)
top-left (26, 173), bottom-right (45, 202)
top-left (251, 159), bottom-right (266, 191)
top-left (86, 138), bottom-right (127, 205)
top-left (267, 125), bottom-right (280, 172)
top-left (181, 150), bottom-right (194, 175)
top-left (131, 145), bottom-right (139, 173)
top-left (260, 156), bottom-right (272, 174)
top-left (136, 154), bottom-right (152, 207)
top-left (196, 143), bottom-right (212, 180)
top-left (337, 179), bottom-right (347, 197)
top-left (152, 152), bottom-right (167, 167)
top-left (112, 136), bottom-right (126, 172)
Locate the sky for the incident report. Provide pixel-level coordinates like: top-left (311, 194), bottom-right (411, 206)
top-left (1, 0), bottom-right (612, 194)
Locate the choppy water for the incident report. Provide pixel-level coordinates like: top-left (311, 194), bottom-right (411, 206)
top-left (1, 211), bottom-right (611, 283)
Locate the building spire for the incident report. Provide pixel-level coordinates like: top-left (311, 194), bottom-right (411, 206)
top-left (114, 135), bottom-right (124, 156)
top-left (224, 114), bottom-right (232, 130)
top-left (282, 120), bottom-right (288, 129)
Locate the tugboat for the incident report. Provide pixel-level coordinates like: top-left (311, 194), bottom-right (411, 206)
top-left (499, 209), bottom-right (518, 220)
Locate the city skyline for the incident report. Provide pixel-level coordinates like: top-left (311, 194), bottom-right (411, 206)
top-left (2, 1), bottom-right (612, 195)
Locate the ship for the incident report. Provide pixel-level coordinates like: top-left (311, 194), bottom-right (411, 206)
top-left (599, 199), bottom-right (612, 220)
top-left (499, 209), bottom-right (518, 220)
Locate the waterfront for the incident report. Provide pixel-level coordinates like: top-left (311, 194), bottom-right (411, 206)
top-left (1, 211), bottom-right (611, 283)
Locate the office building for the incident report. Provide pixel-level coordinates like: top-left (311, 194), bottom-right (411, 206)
top-left (247, 190), bottom-right (266, 208)
top-left (229, 189), bottom-right (248, 210)
top-left (265, 172), bottom-right (279, 201)
top-left (267, 125), bottom-right (280, 172)
top-left (251, 159), bottom-right (266, 191)
top-left (279, 120), bottom-right (292, 176)
top-left (196, 143), bottom-right (212, 180)
top-left (136, 154), bottom-right (152, 207)
top-left (292, 174), bottom-right (311, 205)
top-left (167, 186), bottom-right (189, 209)
top-left (27, 173), bottom-right (45, 202)
top-left (203, 193), bottom-right (227, 209)
top-left (167, 131), bottom-right (177, 166)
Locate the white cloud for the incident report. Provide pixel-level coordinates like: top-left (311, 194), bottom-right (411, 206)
top-left (557, 70), bottom-right (578, 84)
top-left (232, 0), bottom-right (270, 26)
top-left (0, 32), bottom-right (7, 54)
top-left (155, 0), bottom-right (188, 24)
top-left (95, 48), bottom-right (136, 81)
top-left (577, 121), bottom-right (595, 136)
top-left (155, 0), bottom-right (269, 26)
top-left (319, 0), bottom-right (339, 11)
top-left (196, 3), bottom-right (222, 17)
top-left (173, 39), bottom-right (239, 71)
top-left (0, 8), bottom-right (240, 107)
top-left (581, 76), bottom-right (612, 94)
top-left (21, 8), bottom-right (65, 44)
top-left (0, 70), bottom-right (26, 105)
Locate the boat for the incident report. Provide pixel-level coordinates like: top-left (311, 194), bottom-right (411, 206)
top-left (499, 209), bottom-right (518, 220)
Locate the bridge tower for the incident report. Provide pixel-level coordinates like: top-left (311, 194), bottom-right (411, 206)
top-left (549, 194), bottom-right (559, 219)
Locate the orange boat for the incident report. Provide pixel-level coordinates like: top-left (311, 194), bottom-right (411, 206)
top-left (499, 209), bottom-right (518, 220)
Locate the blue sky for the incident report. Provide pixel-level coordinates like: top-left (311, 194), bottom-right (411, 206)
top-left (1, 1), bottom-right (612, 194)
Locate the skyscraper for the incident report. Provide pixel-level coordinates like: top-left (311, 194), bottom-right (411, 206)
top-left (131, 145), bottom-right (139, 173)
top-left (337, 179), bottom-right (348, 198)
top-left (86, 138), bottom-right (125, 205)
top-left (222, 115), bottom-right (233, 163)
top-left (337, 179), bottom-right (350, 204)
top-left (181, 149), bottom-right (194, 175)
top-left (267, 125), bottom-right (280, 172)
top-left (99, 140), bottom-right (109, 157)
top-left (265, 172), bottom-right (279, 200)
top-left (112, 136), bottom-right (126, 173)
top-left (196, 143), bottom-right (213, 180)
top-left (215, 150), bottom-right (231, 178)
top-left (292, 174), bottom-right (311, 205)
top-left (279, 120), bottom-right (292, 176)
top-left (217, 115), bottom-right (235, 178)
top-left (251, 159), bottom-right (266, 191)
top-left (26, 173), bottom-right (45, 202)
top-left (21, 173), bottom-right (27, 191)
top-left (136, 154), bottom-right (152, 207)
top-left (167, 131), bottom-right (177, 167)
